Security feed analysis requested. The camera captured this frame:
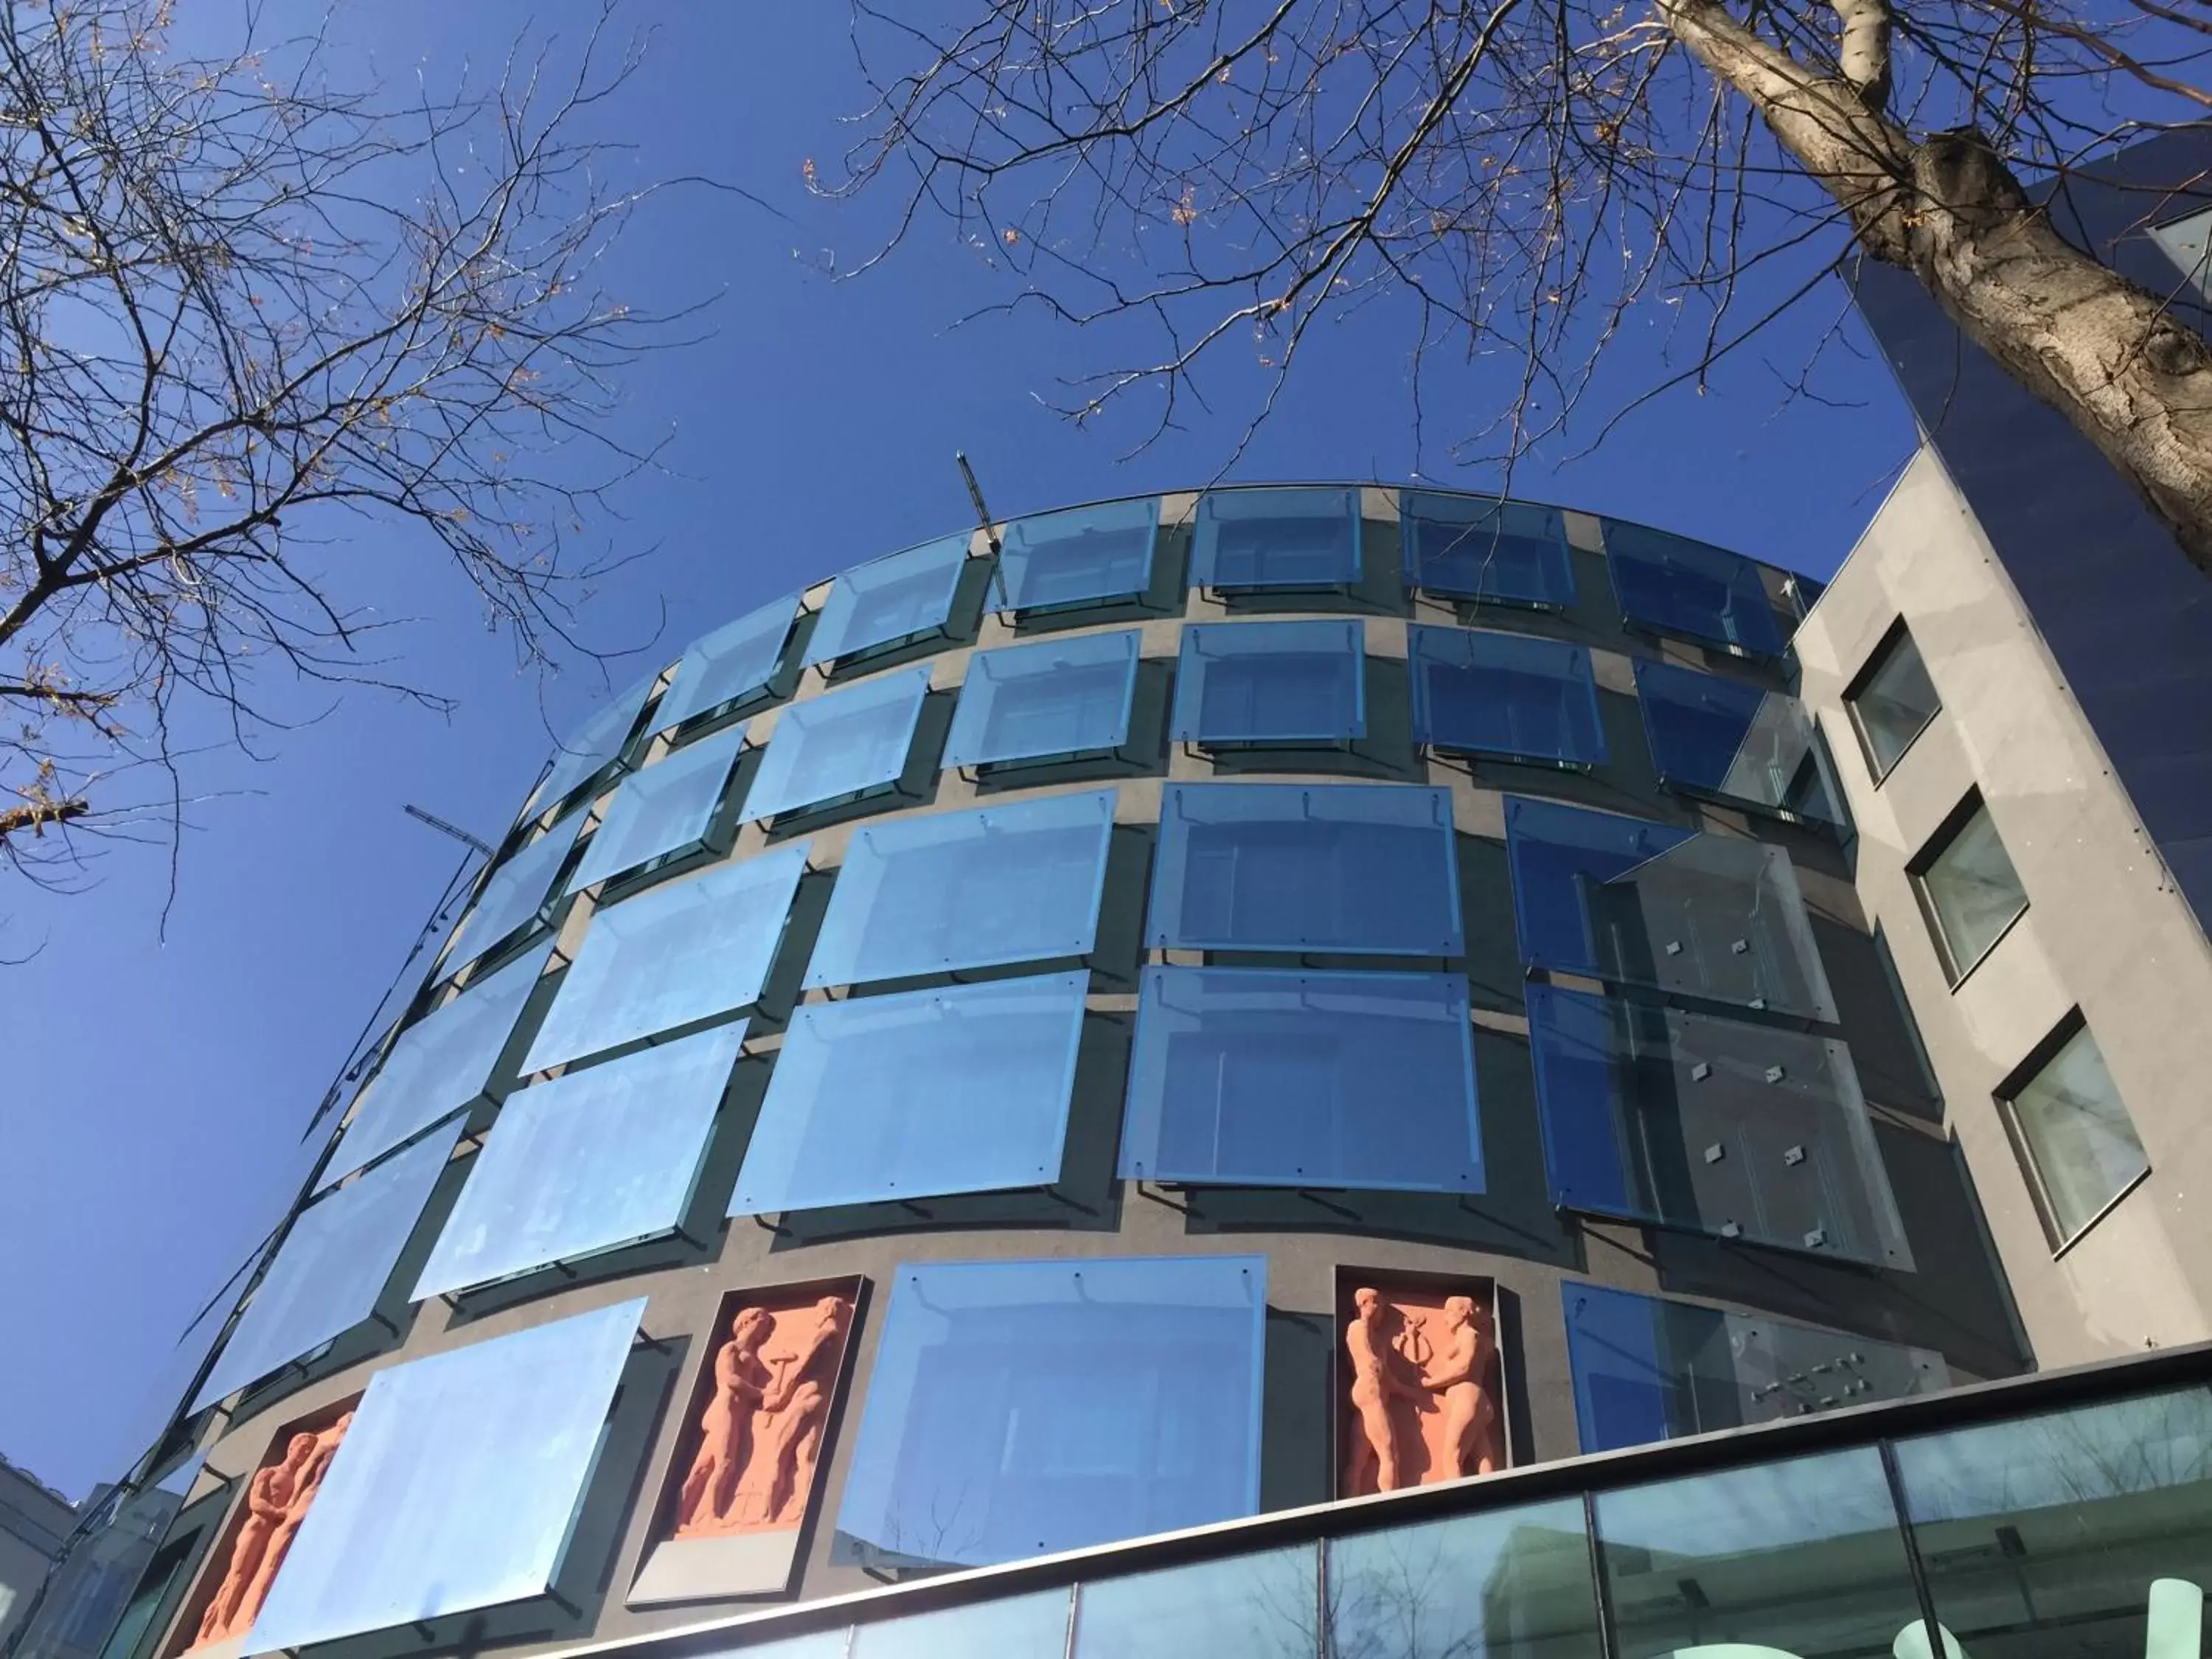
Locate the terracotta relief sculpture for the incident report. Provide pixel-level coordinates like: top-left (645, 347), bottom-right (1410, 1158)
top-left (189, 1411), bottom-right (352, 1649)
top-left (1340, 1281), bottom-right (1504, 1498)
top-left (673, 1294), bottom-right (852, 1539)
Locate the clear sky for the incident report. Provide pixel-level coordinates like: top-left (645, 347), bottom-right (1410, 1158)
top-left (0, 0), bottom-right (1917, 1500)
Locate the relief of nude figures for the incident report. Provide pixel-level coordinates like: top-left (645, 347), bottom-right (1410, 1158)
top-left (1341, 1281), bottom-right (1505, 1498)
top-left (672, 1292), bottom-right (852, 1539)
top-left (187, 1409), bottom-right (353, 1650)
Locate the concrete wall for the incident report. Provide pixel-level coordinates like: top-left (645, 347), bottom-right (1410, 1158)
top-left (1795, 444), bottom-right (2212, 1366)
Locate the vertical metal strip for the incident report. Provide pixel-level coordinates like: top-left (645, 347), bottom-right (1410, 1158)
top-left (1062, 1580), bottom-right (1082, 1659)
top-left (1315, 1536), bottom-right (1332, 1659)
top-left (1584, 1489), bottom-right (1622, 1659)
top-left (1879, 1437), bottom-right (1947, 1659)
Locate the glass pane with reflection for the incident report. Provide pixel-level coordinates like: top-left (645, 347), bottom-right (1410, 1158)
top-left (655, 596), bottom-right (799, 729)
top-left (854, 1589), bottom-right (1071, 1659)
top-left (567, 726), bottom-right (745, 891)
top-left (1328, 1497), bottom-right (1599, 1659)
top-left (1074, 1546), bottom-right (1318, 1659)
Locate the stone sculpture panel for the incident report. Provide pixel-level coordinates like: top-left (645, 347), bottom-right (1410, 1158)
top-left (180, 1402), bottom-right (355, 1655)
top-left (1338, 1275), bottom-right (1506, 1498)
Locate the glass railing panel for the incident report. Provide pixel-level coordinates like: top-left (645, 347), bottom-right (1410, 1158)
top-left (1408, 626), bottom-right (1607, 766)
top-left (1190, 487), bottom-right (1360, 591)
top-left (941, 631), bottom-right (1139, 772)
top-left (1401, 492), bottom-right (1576, 609)
top-left (1172, 621), bottom-right (1366, 745)
top-left (991, 498), bottom-right (1159, 613)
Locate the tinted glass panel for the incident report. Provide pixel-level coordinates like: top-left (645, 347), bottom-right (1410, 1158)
top-left (1121, 966), bottom-right (1482, 1192)
top-left (1894, 1385), bottom-right (2212, 1659)
top-left (833, 1256), bottom-right (1267, 1570)
top-left (1597, 1448), bottom-right (1923, 1659)
top-left (2152, 207), bottom-right (2212, 302)
top-left (192, 1121), bottom-right (462, 1408)
top-left (529, 675), bottom-right (656, 816)
top-left (1634, 658), bottom-right (1842, 824)
top-left (1191, 487), bottom-right (1360, 590)
top-left (803, 792), bottom-right (1113, 988)
top-left (1505, 796), bottom-right (1837, 1020)
top-left (1916, 801), bottom-right (2028, 980)
top-left (992, 499), bottom-right (1160, 613)
top-left (655, 597), bottom-right (799, 729)
top-left (414, 1024), bottom-right (742, 1297)
top-left (1173, 621), bottom-right (1365, 745)
top-left (1848, 627), bottom-right (1941, 777)
top-left (1564, 1282), bottom-right (1949, 1455)
top-left (567, 726), bottom-right (745, 892)
top-left (742, 667), bottom-right (931, 822)
top-left (2004, 1023), bottom-right (2149, 1243)
top-left (526, 843), bottom-right (810, 1072)
top-left (854, 1590), bottom-right (1072, 1659)
top-left (1074, 1548), bottom-right (1318, 1659)
top-left (443, 818), bottom-right (580, 974)
top-left (245, 1299), bottom-right (644, 1652)
top-left (321, 941), bottom-right (553, 1187)
top-left (1604, 521), bottom-right (1786, 655)
top-left (1528, 984), bottom-right (1911, 1266)
top-left (1408, 626), bottom-right (1607, 765)
top-left (1149, 782), bottom-right (1462, 956)
top-left (805, 535), bottom-right (968, 666)
top-left (1327, 1498), bottom-right (1600, 1659)
top-left (732, 971), bottom-right (1086, 1214)
top-left (942, 630), bottom-right (1139, 771)
top-left (1401, 492), bottom-right (1576, 608)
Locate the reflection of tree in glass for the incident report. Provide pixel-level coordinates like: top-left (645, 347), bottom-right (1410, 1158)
top-left (1327, 1513), bottom-right (1597, 1659)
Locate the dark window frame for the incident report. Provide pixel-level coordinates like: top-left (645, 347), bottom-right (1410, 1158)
top-left (1842, 618), bottom-right (1941, 785)
top-left (1905, 787), bottom-right (2028, 987)
top-left (1993, 1009), bottom-right (2153, 1256)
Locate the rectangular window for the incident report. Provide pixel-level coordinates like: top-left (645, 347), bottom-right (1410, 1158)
top-left (1120, 966), bottom-right (1483, 1192)
top-left (802, 791), bottom-right (1114, 989)
top-left (2151, 206), bottom-right (2212, 304)
top-left (1998, 1017), bottom-right (2150, 1248)
top-left (1408, 625), bottom-right (1607, 767)
top-left (192, 1120), bottom-right (465, 1409)
top-left (414, 1024), bottom-right (742, 1298)
top-left (1074, 1548), bottom-right (1317, 1659)
top-left (804, 533), bottom-right (970, 667)
top-left (990, 498), bottom-right (1159, 613)
top-left (526, 842), bottom-right (810, 1072)
top-left (1603, 521), bottom-right (1786, 655)
top-left (852, 1591), bottom-right (1071, 1659)
top-left (730, 970), bottom-right (1088, 1214)
top-left (443, 818), bottom-right (580, 975)
top-left (832, 1256), bottom-right (1266, 1571)
top-left (1328, 1499), bottom-right (1597, 1659)
top-left (1844, 622), bottom-right (1941, 780)
top-left (1401, 491), bottom-right (1576, 609)
top-left (566, 726), bottom-right (745, 891)
top-left (1147, 782), bottom-right (1463, 956)
top-left (1503, 796), bottom-right (1837, 1022)
top-left (1910, 793), bottom-right (2028, 984)
top-left (243, 1298), bottom-right (646, 1652)
top-left (1634, 658), bottom-right (1843, 826)
top-left (1527, 983), bottom-right (1911, 1266)
top-left (322, 939), bottom-right (554, 1188)
top-left (654, 596), bottom-right (799, 729)
top-left (1562, 1282), bottom-right (1948, 1455)
top-left (741, 665), bottom-right (931, 823)
top-left (941, 630), bottom-right (1139, 772)
top-left (528, 673), bottom-right (658, 819)
top-left (1189, 487), bottom-right (1361, 590)
top-left (1172, 620), bottom-right (1366, 745)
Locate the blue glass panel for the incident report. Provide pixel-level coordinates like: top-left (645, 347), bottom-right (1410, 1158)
top-left (991, 498), bottom-right (1159, 613)
top-left (1565, 1283), bottom-right (1948, 1455)
top-left (942, 630), bottom-right (1139, 771)
top-left (443, 818), bottom-right (580, 974)
top-left (1408, 626), bottom-right (1607, 766)
top-left (1074, 1548), bottom-right (1318, 1659)
top-left (567, 726), bottom-right (745, 891)
top-left (1172, 621), bottom-right (1365, 744)
top-left (1503, 796), bottom-right (1836, 1020)
top-left (529, 674), bottom-right (658, 816)
top-left (655, 596), bottom-right (799, 729)
top-left (1527, 984), bottom-right (1912, 1265)
top-left (1121, 966), bottom-right (1482, 1192)
top-left (414, 1024), bottom-right (742, 1297)
top-left (853, 1590), bottom-right (1072, 1659)
top-left (1327, 1499), bottom-right (1599, 1659)
top-left (1604, 521), bottom-right (1787, 655)
top-left (526, 843), bottom-right (809, 1071)
top-left (245, 1298), bottom-right (645, 1652)
top-left (321, 941), bottom-right (554, 1188)
top-left (833, 1255), bottom-right (1266, 1570)
top-left (1190, 487), bottom-right (1360, 589)
top-left (1147, 783), bottom-right (1461, 956)
top-left (192, 1121), bottom-right (463, 1409)
top-left (1633, 658), bottom-right (1841, 824)
top-left (804, 535), bottom-right (969, 667)
top-left (802, 792), bottom-right (1113, 989)
top-left (742, 667), bottom-right (931, 822)
top-left (731, 971), bottom-right (1088, 1214)
top-left (1401, 491), bottom-right (1576, 608)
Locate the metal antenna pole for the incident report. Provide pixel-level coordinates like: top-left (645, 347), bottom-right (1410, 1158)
top-left (403, 802), bottom-right (493, 858)
top-left (956, 452), bottom-right (1001, 554)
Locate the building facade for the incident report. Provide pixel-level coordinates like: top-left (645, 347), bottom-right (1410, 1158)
top-left (21, 455), bottom-right (2212, 1659)
top-left (0, 1457), bottom-right (74, 1651)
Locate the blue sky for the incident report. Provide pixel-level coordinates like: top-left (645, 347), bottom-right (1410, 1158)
top-left (0, 0), bottom-right (1917, 1500)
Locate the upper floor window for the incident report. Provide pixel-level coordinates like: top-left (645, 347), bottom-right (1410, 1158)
top-left (2150, 205), bottom-right (2212, 305)
top-left (1998, 1016), bottom-right (2150, 1249)
top-left (1909, 792), bottom-right (2027, 984)
top-left (990, 498), bottom-right (1159, 613)
top-left (1400, 491), bottom-right (1575, 608)
top-left (804, 534), bottom-right (969, 669)
top-left (1408, 625), bottom-right (1607, 768)
top-left (1601, 521), bottom-right (1785, 656)
top-left (1189, 487), bottom-right (1361, 591)
top-left (1844, 622), bottom-right (1941, 780)
top-left (941, 630), bottom-right (1139, 773)
top-left (1634, 658), bottom-right (1843, 828)
top-left (654, 596), bottom-right (799, 731)
top-left (1172, 619), bottom-right (1366, 746)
